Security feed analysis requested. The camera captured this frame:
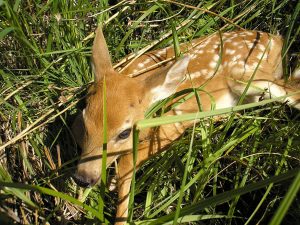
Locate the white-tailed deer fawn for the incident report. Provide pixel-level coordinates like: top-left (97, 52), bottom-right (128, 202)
top-left (72, 27), bottom-right (300, 224)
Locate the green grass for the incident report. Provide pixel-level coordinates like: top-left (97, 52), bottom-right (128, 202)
top-left (1, 0), bottom-right (300, 224)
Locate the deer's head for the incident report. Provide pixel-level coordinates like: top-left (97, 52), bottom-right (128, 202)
top-left (72, 27), bottom-right (190, 187)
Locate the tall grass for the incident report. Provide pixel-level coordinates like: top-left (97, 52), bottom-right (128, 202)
top-left (0, 0), bottom-right (299, 224)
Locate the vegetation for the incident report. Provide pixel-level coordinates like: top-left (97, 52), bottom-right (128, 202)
top-left (0, 0), bottom-right (300, 224)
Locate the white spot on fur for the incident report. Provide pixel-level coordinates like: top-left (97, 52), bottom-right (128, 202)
top-left (226, 36), bottom-right (235, 41)
top-left (256, 52), bottom-right (267, 60)
top-left (246, 42), bottom-right (255, 48)
top-left (232, 55), bottom-right (242, 62)
top-left (144, 58), bottom-right (153, 64)
top-left (196, 43), bottom-right (205, 49)
top-left (201, 69), bottom-right (208, 75)
top-left (205, 70), bottom-right (215, 78)
top-left (225, 49), bottom-right (235, 55)
top-left (237, 60), bottom-right (244, 66)
top-left (174, 109), bottom-right (183, 115)
top-left (252, 62), bottom-right (259, 69)
top-left (228, 61), bottom-right (238, 67)
top-left (245, 64), bottom-right (254, 71)
top-left (209, 61), bottom-right (217, 69)
top-left (231, 66), bottom-right (246, 75)
top-left (138, 63), bottom-right (145, 68)
top-left (257, 44), bottom-right (266, 52)
top-left (225, 33), bottom-right (238, 39)
top-left (156, 49), bottom-right (165, 56)
top-left (195, 49), bottom-right (204, 54)
top-left (213, 54), bottom-right (219, 61)
top-left (191, 54), bottom-right (197, 59)
top-left (244, 31), bottom-right (254, 36)
top-left (201, 41), bottom-right (209, 47)
top-left (189, 71), bottom-right (201, 79)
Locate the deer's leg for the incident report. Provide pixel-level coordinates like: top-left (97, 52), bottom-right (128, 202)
top-left (114, 128), bottom-right (191, 225)
top-left (115, 153), bottom-right (134, 225)
top-left (114, 144), bottom-right (156, 224)
top-left (275, 79), bottom-right (300, 109)
top-left (228, 78), bottom-right (300, 109)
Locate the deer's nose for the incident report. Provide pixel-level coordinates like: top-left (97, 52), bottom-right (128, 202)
top-left (73, 172), bottom-right (99, 188)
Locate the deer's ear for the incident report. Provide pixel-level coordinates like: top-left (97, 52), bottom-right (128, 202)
top-left (92, 26), bottom-right (114, 83)
top-left (144, 55), bottom-right (190, 105)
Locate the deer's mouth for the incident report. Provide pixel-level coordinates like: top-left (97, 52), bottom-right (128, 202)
top-left (73, 171), bottom-right (100, 188)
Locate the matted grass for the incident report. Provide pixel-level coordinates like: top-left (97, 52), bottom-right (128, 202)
top-left (0, 0), bottom-right (300, 224)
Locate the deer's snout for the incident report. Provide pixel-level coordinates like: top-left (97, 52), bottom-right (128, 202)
top-left (73, 169), bottom-right (100, 188)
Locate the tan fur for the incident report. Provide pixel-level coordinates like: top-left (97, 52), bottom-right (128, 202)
top-left (72, 27), bottom-right (300, 224)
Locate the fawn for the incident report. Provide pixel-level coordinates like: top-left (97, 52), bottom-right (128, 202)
top-left (72, 27), bottom-right (300, 224)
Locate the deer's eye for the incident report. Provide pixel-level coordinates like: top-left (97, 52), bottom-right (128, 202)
top-left (117, 129), bottom-right (131, 140)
